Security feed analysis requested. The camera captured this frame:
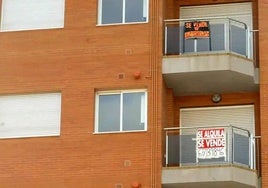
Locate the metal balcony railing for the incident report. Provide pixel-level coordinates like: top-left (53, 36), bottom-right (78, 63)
top-left (164, 125), bottom-right (260, 171)
top-left (164, 17), bottom-right (254, 59)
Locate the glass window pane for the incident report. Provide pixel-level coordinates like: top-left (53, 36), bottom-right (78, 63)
top-left (184, 39), bottom-right (195, 53)
top-left (197, 38), bottom-right (210, 52)
top-left (98, 94), bottom-right (120, 132)
top-left (230, 25), bottom-right (247, 56)
top-left (125, 0), bottom-right (147, 23)
top-left (166, 26), bottom-right (181, 55)
top-left (234, 133), bottom-right (250, 166)
top-left (101, 0), bottom-right (123, 24)
top-left (210, 24), bottom-right (225, 51)
top-left (122, 92), bottom-right (145, 131)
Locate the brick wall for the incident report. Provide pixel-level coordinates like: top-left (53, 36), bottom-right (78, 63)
top-left (259, 0), bottom-right (268, 186)
top-left (0, 0), bottom-right (262, 187)
top-left (0, 0), bottom-right (163, 187)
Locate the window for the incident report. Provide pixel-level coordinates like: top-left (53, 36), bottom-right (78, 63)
top-left (98, 0), bottom-right (148, 25)
top-left (95, 90), bottom-right (147, 133)
top-left (0, 93), bottom-right (61, 138)
top-left (1, 0), bottom-right (65, 32)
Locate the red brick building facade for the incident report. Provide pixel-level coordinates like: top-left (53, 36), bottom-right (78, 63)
top-left (0, 0), bottom-right (265, 187)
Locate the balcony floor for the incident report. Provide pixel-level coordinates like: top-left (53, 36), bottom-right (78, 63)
top-left (162, 53), bottom-right (259, 96)
top-left (162, 165), bottom-right (259, 188)
top-left (162, 181), bottom-right (256, 188)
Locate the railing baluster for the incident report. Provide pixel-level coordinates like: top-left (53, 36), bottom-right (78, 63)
top-left (164, 25), bottom-right (167, 55)
top-left (165, 130), bottom-right (168, 167)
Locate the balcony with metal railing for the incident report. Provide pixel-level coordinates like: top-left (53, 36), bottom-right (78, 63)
top-left (162, 125), bottom-right (261, 188)
top-left (162, 17), bottom-right (259, 96)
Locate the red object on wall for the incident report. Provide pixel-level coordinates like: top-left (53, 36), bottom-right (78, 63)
top-left (131, 181), bottom-right (141, 188)
top-left (133, 71), bottom-right (141, 79)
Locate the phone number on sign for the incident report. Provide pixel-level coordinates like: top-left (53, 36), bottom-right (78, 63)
top-left (197, 147), bottom-right (226, 159)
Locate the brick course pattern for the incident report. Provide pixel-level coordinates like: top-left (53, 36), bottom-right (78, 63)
top-left (0, 0), bottom-right (263, 187)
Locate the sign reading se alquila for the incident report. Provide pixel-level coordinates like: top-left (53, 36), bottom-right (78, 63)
top-left (196, 128), bottom-right (226, 159)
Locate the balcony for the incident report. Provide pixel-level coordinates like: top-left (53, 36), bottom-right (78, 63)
top-left (162, 126), bottom-right (260, 188)
top-left (163, 17), bottom-right (259, 96)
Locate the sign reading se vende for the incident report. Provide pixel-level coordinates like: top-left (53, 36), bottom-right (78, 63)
top-left (184, 21), bottom-right (210, 39)
top-left (196, 128), bottom-right (226, 159)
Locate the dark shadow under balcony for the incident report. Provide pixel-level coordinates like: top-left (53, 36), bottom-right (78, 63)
top-left (163, 18), bottom-right (259, 96)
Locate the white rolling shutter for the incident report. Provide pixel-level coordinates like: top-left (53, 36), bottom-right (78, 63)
top-left (180, 3), bottom-right (252, 29)
top-left (1, 0), bottom-right (65, 32)
top-left (0, 93), bottom-right (61, 139)
top-left (180, 105), bottom-right (255, 134)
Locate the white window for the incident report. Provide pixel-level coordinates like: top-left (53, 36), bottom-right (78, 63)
top-left (95, 89), bottom-right (147, 133)
top-left (1, 0), bottom-right (65, 32)
top-left (0, 93), bottom-right (61, 139)
top-left (98, 0), bottom-right (148, 25)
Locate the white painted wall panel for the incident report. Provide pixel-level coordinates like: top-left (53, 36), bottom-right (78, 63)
top-left (1, 0), bottom-right (65, 31)
top-left (0, 93), bottom-right (61, 138)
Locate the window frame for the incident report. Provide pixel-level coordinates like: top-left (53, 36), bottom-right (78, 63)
top-left (97, 0), bottom-right (149, 26)
top-left (94, 89), bottom-right (148, 133)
